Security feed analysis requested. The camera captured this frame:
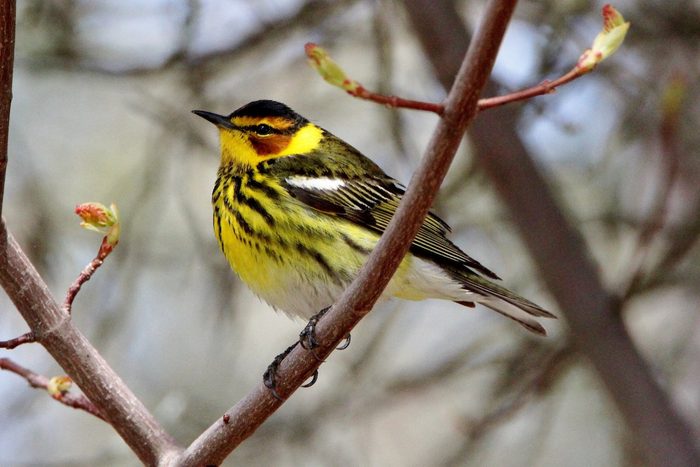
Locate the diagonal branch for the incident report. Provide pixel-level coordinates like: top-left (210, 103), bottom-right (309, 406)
top-left (178, 1), bottom-right (519, 464)
top-left (403, 1), bottom-right (700, 466)
top-left (0, 224), bottom-right (181, 464)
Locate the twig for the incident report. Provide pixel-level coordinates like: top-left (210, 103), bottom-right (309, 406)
top-left (347, 84), bottom-right (444, 114)
top-left (477, 68), bottom-right (581, 110)
top-left (178, 1), bottom-right (518, 465)
top-left (343, 66), bottom-right (585, 114)
top-left (0, 331), bottom-right (35, 349)
top-left (63, 255), bottom-right (105, 314)
top-left (0, 357), bottom-right (108, 420)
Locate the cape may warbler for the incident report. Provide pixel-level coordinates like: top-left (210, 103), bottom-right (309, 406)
top-left (193, 100), bottom-right (554, 335)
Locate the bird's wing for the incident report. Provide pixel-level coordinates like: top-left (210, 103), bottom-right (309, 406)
top-left (279, 172), bottom-right (501, 280)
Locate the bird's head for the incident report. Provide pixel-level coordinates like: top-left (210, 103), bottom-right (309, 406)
top-left (193, 100), bottom-right (324, 168)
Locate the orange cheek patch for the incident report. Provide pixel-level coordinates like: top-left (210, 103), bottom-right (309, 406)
top-left (250, 134), bottom-right (291, 156)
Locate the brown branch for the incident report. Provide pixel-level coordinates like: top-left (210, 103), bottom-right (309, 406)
top-left (63, 257), bottom-right (103, 314)
top-left (346, 84), bottom-right (444, 114)
top-left (316, 55), bottom-right (586, 115)
top-left (0, 223), bottom-right (181, 464)
top-left (178, 1), bottom-right (518, 464)
top-left (0, 331), bottom-right (35, 349)
top-left (477, 67), bottom-right (582, 111)
top-left (0, 357), bottom-right (108, 420)
top-left (403, 1), bottom-right (700, 466)
top-left (0, 0), bottom-right (13, 218)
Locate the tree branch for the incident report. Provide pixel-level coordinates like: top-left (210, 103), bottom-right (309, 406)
top-left (0, 331), bottom-right (35, 349)
top-left (403, 1), bottom-right (700, 465)
top-left (0, 223), bottom-right (181, 465)
top-left (0, 357), bottom-right (108, 420)
top-left (179, 1), bottom-right (519, 464)
top-left (0, 0), bottom-right (14, 217)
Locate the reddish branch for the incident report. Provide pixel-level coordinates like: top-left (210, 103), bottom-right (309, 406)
top-left (346, 84), bottom-right (444, 114)
top-left (0, 357), bottom-right (107, 420)
top-left (334, 61), bottom-right (584, 115)
top-left (0, 331), bottom-right (35, 349)
top-left (63, 254), bottom-right (107, 314)
top-left (477, 68), bottom-right (582, 111)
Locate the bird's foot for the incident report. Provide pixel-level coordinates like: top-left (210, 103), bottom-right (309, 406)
top-left (263, 342), bottom-right (321, 401)
top-left (299, 307), bottom-right (352, 357)
top-left (263, 342), bottom-right (297, 401)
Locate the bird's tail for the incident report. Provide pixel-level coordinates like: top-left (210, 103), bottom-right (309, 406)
top-left (454, 271), bottom-right (556, 336)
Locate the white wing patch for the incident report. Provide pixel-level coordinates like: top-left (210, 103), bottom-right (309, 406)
top-left (285, 176), bottom-right (346, 191)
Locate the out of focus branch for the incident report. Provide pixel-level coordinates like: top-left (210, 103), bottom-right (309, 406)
top-left (402, 1), bottom-right (700, 466)
top-left (623, 75), bottom-right (686, 299)
top-left (179, 1), bottom-right (519, 464)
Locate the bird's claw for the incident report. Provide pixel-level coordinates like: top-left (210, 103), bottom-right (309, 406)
top-left (299, 307), bottom-right (353, 355)
top-left (263, 342), bottom-right (298, 401)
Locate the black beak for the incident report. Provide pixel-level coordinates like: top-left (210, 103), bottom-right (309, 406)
top-left (192, 110), bottom-right (234, 129)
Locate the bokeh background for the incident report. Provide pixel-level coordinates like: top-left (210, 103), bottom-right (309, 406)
top-left (2, 0), bottom-right (700, 465)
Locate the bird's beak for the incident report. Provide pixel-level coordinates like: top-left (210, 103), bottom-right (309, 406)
top-left (192, 110), bottom-right (235, 129)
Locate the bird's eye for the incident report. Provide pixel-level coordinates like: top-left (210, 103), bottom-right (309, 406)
top-left (254, 124), bottom-right (273, 136)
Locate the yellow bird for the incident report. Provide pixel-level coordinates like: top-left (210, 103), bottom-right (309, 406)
top-left (194, 100), bottom-right (554, 335)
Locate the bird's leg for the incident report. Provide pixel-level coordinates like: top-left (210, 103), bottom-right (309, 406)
top-left (264, 342), bottom-right (320, 401)
top-left (299, 306), bottom-right (352, 356)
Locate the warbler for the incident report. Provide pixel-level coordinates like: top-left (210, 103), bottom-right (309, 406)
top-left (193, 100), bottom-right (554, 335)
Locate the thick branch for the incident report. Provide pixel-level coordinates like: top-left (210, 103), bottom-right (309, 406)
top-left (0, 224), bottom-right (181, 465)
top-left (0, 0), bottom-right (14, 217)
top-left (403, 1), bottom-right (700, 466)
top-left (179, 1), bottom-right (519, 464)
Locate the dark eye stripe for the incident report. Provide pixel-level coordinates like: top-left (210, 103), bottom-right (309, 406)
top-left (241, 124), bottom-right (278, 135)
top-left (240, 124), bottom-right (299, 136)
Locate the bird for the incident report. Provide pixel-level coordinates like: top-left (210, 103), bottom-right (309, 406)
top-left (193, 99), bottom-right (555, 336)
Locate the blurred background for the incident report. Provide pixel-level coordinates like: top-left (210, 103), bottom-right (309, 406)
top-left (1, 0), bottom-right (699, 465)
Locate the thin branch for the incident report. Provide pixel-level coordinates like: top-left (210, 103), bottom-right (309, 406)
top-left (0, 0), bottom-right (13, 217)
top-left (477, 67), bottom-right (581, 110)
top-left (178, 1), bottom-right (519, 464)
top-left (63, 251), bottom-right (110, 314)
top-left (403, 1), bottom-right (700, 466)
top-left (308, 42), bottom-right (590, 116)
top-left (348, 67), bottom-right (585, 114)
top-left (0, 331), bottom-right (35, 349)
top-left (346, 84), bottom-right (444, 114)
top-left (0, 357), bottom-right (107, 420)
